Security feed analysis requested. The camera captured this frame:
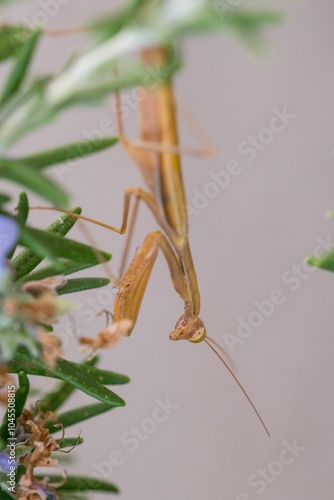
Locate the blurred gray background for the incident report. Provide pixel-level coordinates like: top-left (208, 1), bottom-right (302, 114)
top-left (2, 1), bottom-right (334, 499)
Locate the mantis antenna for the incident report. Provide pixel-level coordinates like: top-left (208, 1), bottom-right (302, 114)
top-left (205, 336), bottom-right (270, 437)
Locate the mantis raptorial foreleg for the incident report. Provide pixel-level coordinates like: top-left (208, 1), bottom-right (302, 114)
top-left (114, 230), bottom-right (204, 341)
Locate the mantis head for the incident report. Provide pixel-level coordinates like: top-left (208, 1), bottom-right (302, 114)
top-left (169, 312), bottom-right (206, 343)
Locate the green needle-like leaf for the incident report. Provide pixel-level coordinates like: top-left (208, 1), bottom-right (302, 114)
top-left (57, 277), bottom-right (110, 295)
top-left (35, 475), bottom-right (119, 494)
top-left (39, 357), bottom-right (129, 414)
top-left (0, 159), bottom-right (68, 206)
top-left (7, 192), bottom-right (29, 259)
top-left (18, 137), bottom-right (118, 170)
top-left (0, 371), bottom-right (29, 440)
top-left (14, 371), bottom-right (30, 419)
top-left (186, 9), bottom-right (283, 35)
top-left (48, 474), bottom-right (119, 493)
top-left (52, 357), bottom-right (126, 406)
top-left (0, 29), bottom-right (41, 108)
top-left (56, 437), bottom-right (84, 449)
top-left (79, 364), bottom-right (130, 385)
top-left (16, 259), bottom-right (100, 286)
top-left (18, 227), bottom-right (111, 271)
top-left (47, 402), bottom-right (114, 431)
top-left (0, 194), bottom-right (11, 204)
top-left (8, 350), bottom-right (125, 407)
top-left (92, 0), bottom-right (150, 38)
top-left (0, 25), bottom-right (33, 61)
top-left (12, 207), bottom-right (82, 280)
top-left (15, 192), bottom-right (29, 225)
top-left (17, 223), bottom-right (57, 263)
top-left (306, 249), bottom-right (334, 273)
top-left (40, 381), bottom-right (75, 414)
top-left (40, 357), bottom-right (99, 412)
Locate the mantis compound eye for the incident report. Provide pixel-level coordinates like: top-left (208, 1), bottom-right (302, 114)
top-left (188, 324), bottom-right (206, 343)
top-left (187, 318), bottom-right (206, 344)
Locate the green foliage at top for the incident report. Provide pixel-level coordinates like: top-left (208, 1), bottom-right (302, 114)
top-left (0, 0), bottom-right (282, 152)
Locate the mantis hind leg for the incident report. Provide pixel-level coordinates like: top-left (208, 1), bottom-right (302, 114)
top-left (29, 189), bottom-right (163, 289)
top-left (29, 187), bottom-right (160, 237)
top-left (114, 80), bottom-right (213, 159)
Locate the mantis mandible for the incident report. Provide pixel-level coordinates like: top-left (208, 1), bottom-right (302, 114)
top-left (33, 45), bottom-right (270, 436)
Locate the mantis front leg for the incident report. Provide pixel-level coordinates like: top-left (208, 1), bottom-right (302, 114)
top-left (114, 229), bottom-right (206, 343)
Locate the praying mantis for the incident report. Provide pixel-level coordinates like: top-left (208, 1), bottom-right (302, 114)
top-left (34, 45), bottom-right (270, 436)
top-left (114, 46), bottom-right (206, 344)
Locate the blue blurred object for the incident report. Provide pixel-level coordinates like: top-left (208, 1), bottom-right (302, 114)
top-left (0, 215), bottom-right (19, 274)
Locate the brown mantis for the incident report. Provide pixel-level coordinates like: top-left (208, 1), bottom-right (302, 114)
top-left (33, 45), bottom-right (270, 436)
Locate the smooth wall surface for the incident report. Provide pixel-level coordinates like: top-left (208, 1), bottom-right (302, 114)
top-left (2, 1), bottom-right (334, 499)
